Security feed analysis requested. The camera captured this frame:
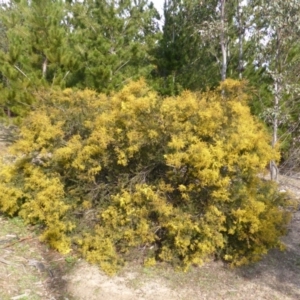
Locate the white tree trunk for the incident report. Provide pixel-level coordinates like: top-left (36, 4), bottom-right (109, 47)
top-left (42, 57), bottom-right (47, 79)
top-left (270, 77), bottom-right (279, 181)
top-left (220, 0), bottom-right (227, 81)
top-left (237, 1), bottom-right (243, 80)
top-left (270, 31), bottom-right (280, 181)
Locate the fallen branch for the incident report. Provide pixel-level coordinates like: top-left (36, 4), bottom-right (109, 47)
top-left (1, 236), bottom-right (35, 249)
top-left (14, 65), bottom-right (29, 78)
top-left (0, 257), bottom-right (14, 265)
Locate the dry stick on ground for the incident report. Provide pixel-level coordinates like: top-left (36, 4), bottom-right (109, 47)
top-left (0, 257), bottom-right (14, 265)
top-left (1, 236), bottom-right (35, 249)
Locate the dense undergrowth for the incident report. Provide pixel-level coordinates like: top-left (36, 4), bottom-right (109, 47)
top-left (0, 79), bottom-right (292, 274)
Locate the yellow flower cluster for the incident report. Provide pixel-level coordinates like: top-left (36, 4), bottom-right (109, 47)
top-left (0, 79), bottom-right (292, 274)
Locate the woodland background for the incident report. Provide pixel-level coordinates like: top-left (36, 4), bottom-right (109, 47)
top-left (1, 0), bottom-right (300, 173)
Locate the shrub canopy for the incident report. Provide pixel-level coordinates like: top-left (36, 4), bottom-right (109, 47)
top-left (0, 79), bottom-right (291, 274)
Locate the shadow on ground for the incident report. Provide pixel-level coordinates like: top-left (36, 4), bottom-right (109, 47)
top-left (234, 211), bottom-right (300, 299)
top-left (33, 238), bottom-right (74, 299)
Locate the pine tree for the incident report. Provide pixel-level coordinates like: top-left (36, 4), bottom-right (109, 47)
top-left (0, 0), bottom-right (76, 118)
top-left (67, 0), bottom-right (160, 92)
top-left (153, 0), bottom-right (221, 95)
top-left (0, 0), bottom-right (160, 116)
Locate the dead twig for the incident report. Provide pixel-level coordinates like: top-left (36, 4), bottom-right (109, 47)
top-left (0, 257), bottom-right (14, 265)
top-left (1, 236), bottom-right (35, 249)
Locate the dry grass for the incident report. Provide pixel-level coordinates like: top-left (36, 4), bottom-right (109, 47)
top-left (0, 216), bottom-right (48, 300)
top-left (0, 215), bottom-right (77, 300)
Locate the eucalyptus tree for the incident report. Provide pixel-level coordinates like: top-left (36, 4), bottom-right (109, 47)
top-left (248, 0), bottom-right (300, 179)
top-left (153, 0), bottom-right (254, 94)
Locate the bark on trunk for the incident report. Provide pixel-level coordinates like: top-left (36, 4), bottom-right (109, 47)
top-left (237, 1), bottom-right (243, 80)
top-left (270, 31), bottom-right (280, 181)
top-left (220, 0), bottom-right (227, 81)
top-left (42, 57), bottom-right (47, 79)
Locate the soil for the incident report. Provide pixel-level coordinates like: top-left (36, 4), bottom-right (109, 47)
top-left (1, 131), bottom-right (300, 299)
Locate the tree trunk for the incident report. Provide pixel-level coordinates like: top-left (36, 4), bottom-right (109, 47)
top-left (220, 0), bottom-right (227, 81)
top-left (42, 57), bottom-right (47, 79)
top-left (237, 1), bottom-right (243, 80)
top-left (270, 31), bottom-right (280, 181)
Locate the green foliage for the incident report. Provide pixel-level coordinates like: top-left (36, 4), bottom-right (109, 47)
top-left (153, 0), bottom-right (220, 95)
top-left (0, 79), bottom-right (291, 274)
top-left (0, 0), bottom-right (160, 118)
top-left (0, 0), bottom-right (73, 118)
top-left (58, 0), bottom-right (160, 92)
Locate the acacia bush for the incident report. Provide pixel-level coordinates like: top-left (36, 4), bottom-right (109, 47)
top-left (0, 79), bottom-right (291, 274)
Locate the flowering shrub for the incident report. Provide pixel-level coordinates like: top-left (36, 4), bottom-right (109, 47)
top-left (0, 79), bottom-right (291, 274)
